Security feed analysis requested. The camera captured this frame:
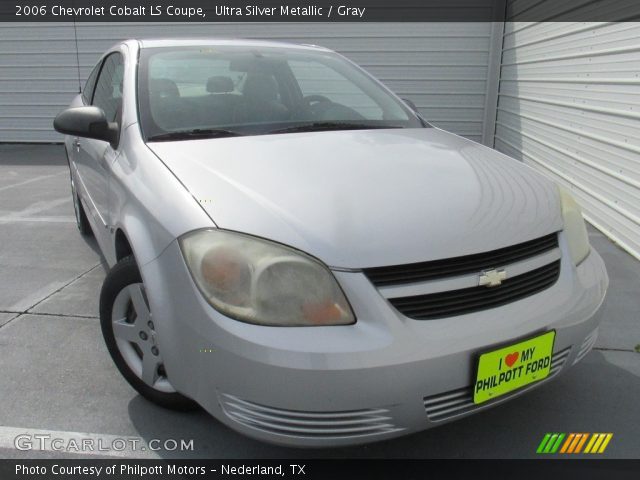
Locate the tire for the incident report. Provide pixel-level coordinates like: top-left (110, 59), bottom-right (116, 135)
top-left (69, 171), bottom-right (92, 236)
top-left (100, 255), bottom-right (198, 411)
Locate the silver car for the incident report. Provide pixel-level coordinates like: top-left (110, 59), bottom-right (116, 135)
top-left (53, 39), bottom-right (608, 447)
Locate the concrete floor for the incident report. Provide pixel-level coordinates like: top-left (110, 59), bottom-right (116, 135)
top-left (0, 143), bottom-right (639, 459)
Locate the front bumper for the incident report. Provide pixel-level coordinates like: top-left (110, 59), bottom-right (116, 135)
top-left (140, 238), bottom-right (608, 447)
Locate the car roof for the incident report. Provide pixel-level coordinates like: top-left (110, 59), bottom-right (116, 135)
top-left (135, 38), bottom-right (331, 52)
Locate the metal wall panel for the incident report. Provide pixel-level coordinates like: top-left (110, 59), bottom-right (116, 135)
top-left (495, 21), bottom-right (640, 260)
top-left (0, 22), bottom-right (494, 143)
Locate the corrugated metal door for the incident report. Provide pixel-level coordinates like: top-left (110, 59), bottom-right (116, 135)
top-left (0, 22), bottom-right (496, 143)
top-left (495, 22), bottom-right (640, 259)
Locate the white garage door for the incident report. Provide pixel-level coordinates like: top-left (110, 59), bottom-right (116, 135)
top-left (494, 22), bottom-right (640, 260)
top-left (0, 22), bottom-right (498, 144)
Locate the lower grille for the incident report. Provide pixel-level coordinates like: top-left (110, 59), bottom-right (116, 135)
top-left (390, 260), bottom-right (561, 320)
top-left (219, 394), bottom-right (402, 438)
top-left (423, 347), bottom-right (571, 422)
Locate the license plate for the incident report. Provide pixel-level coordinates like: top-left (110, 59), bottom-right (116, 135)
top-left (473, 331), bottom-right (555, 404)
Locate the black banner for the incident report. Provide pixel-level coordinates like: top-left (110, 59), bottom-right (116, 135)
top-left (2, 459), bottom-right (640, 480)
top-left (2, 0), bottom-right (640, 22)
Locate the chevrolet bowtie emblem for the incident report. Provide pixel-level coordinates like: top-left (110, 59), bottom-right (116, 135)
top-left (479, 269), bottom-right (507, 287)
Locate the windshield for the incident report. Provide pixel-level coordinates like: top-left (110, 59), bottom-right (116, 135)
top-left (137, 45), bottom-right (426, 140)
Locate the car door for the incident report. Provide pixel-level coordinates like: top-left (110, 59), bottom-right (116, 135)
top-left (71, 59), bottom-right (101, 216)
top-left (80, 52), bottom-right (124, 245)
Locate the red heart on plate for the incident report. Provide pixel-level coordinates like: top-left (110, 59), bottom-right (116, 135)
top-left (505, 352), bottom-right (519, 368)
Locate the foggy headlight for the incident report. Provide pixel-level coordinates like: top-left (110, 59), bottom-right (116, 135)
top-left (179, 229), bottom-right (355, 326)
top-left (559, 187), bottom-right (590, 266)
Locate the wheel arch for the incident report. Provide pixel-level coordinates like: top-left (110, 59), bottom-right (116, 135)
top-left (108, 214), bottom-right (165, 269)
top-left (114, 228), bottom-right (134, 262)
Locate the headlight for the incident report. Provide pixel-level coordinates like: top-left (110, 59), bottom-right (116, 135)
top-left (179, 229), bottom-right (355, 326)
top-left (559, 187), bottom-right (590, 265)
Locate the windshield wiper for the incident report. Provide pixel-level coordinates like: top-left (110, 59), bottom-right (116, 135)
top-left (147, 128), bottom-right (243, 142)
top-left (266, 122), bottom-right (403, 135)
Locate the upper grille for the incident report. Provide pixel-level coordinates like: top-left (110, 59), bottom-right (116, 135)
top-left (389, 260), bottom-right (561, 320)
top-left (363, 233), bottom-right (559, 287)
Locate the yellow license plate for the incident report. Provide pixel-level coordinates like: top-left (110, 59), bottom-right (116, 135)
top-left (474, 331), bottom-right (555, 404)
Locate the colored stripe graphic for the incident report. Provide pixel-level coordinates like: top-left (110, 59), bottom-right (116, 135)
top-left (584, 434), bottom-right (598, 453)
top-left (560, 433), bottom-right (575, 453)
top-left (539, 433), bottom-right (613, 454)
top-left (550, 433), bottom-right (565, 453)
top-left (536, 433), bottom-right (551, 453)
top-left (574, 433), bottom-right (588, 453)
top-left (591, 434), bottom-right (605, 453)
top-left (567, 433), bottom-right (582, 453)
top-left (544, 434), bottom-right (559, 453)
top-left (537, 433), bottom-right (565, 454)
top-left (598, 434), bottom-right (613, 453)
top-left (584, 433), bottom-right (613, 454)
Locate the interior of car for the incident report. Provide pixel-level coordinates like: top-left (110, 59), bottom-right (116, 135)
top-left (146, 54), bottom-right (375, 132)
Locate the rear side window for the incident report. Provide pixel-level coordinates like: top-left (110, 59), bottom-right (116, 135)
top-left (92, 53), bottom-right (124, 123)
top-left (82, 62), bottom-right (102, 104)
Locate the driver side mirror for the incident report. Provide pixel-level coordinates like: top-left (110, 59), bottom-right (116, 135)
top-left (53, 106), bottom-right (119, 148)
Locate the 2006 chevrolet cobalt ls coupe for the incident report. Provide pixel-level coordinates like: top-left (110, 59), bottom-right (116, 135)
top-left (54, 39), bottom-right (608, 447)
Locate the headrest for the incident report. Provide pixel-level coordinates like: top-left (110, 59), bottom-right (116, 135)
top-left (206, 76), bottom-right (234, 93)
top-left (149, 78), bottom-right (179, 98)
top-left (242, 74), bottom-right (279, 101)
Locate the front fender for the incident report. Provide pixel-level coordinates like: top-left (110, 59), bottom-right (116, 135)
top-left (107, 125), bottom-right (214, 268)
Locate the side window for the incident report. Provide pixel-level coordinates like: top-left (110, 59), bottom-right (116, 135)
top-left (92, 53), bottom-right (124, 123)
top-left (82, 61), bottom-right (102, 104)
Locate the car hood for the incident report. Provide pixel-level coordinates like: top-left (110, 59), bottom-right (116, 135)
top-left (148, 128), bottom-right (562, 269)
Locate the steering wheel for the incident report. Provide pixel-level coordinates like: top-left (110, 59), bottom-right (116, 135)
top-left (298, 94), bottom-right (366, 121)
top-left (299, 95), bottom-right (334, 119)
top-left (303, 94), bottom-right (332, 106)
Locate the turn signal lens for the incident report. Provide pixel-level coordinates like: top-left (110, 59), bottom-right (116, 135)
top-left (302, 301), bottom-right (346, 325)
top-left (559, 187), bottom-right (591, 266)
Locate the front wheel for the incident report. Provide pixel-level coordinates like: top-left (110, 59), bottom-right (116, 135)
top-left (100, 256), bottom-right (197, 411)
